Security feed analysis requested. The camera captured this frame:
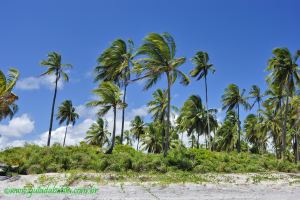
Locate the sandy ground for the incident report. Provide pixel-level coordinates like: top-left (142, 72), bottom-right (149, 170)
top-left (0, 173), bottom-right (299, 200)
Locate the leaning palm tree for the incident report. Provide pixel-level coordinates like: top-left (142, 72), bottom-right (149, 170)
top-left (41, 52), bottom-right (72, 146)
top-left (135, 32), bottom-right (190, 156)
top-left (0, 68), bottom-right (19, 121)
top-left (221, 84), bottom-right (250, 153)
top-left (190, 51), bottom-right (215, 147)
top-left (56, 100), bottom-right (79, 147)
top-left (85, 118), bottom-right (110, 148)
top-left (130, 116), bottom-right (146, 151)
top-left (249, 85), bottom-right (264, 115)
top-left (86, 81), bottom-right (123, 154)
top-left (266, 48), bottom-right (300, 159)
top-left (95, 39), bottom-right (135, 144)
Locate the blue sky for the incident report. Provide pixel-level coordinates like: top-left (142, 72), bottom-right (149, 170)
top-left (0, 0), bottom-right (299, 147)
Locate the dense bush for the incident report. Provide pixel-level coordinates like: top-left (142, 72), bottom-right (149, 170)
top-left (0, 144), bottom-right (299, 175)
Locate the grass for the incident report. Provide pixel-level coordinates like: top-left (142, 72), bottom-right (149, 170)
top-left (0, 143), bottom-right (299, 176)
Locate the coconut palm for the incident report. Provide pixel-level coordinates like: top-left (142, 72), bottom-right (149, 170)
top-left (41, 52), bottom-right (72, 146)
top-left (178, 95), bottom-right (213, 149)
top-left (95, 39), bottom-right (135, 144)
top-left (135, 32), bottom-right (190, 156)
top-left (214, 111), bottom-right (238, 152)
top-left (190, 51), bottom-right (215, 148)
top-left (123, 130), bottom-right (133, 146)
top-left (142, 122), bottom-right (162, 153)
top-left (249, 85), bottom-right (264, 115)
top-left (221, 84), bottom-right (250, 153)
top-left (85, 118), bottom-right (110, 147)
top-left (0, 68), bottom-right (19, 121)
top-left (56, 100), bottom-right (79, 147)
top-left (86, 81), bottom-right (123, 154)
top-left (130, 116), bottom-right (146, 151)
top-left (266, 48), bottom-right (300, 158)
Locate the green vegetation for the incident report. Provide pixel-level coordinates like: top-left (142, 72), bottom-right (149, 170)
top-left (0, 32), bottom-right (300, 176)
top-left (0, 144), bottom-right (299, 175)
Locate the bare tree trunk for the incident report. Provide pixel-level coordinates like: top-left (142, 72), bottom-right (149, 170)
top-left (62, 124), bottom-right (68, 147)
top-left (204, 75), bottom-right (210, 150)
top-left (120, 84), bottom-right (127, 144)
top-left (47, 71), bottom-right (59, 147)
top-left (106, 107), bottom-right (116, 154)
top-left (295, 134), bottom-right (298, 163)
top-left (197, 132), bottom-right (200, 149)
top-left (164, 72), bottom-right (171, 157)
top-left (237, 105), bottom-right (241, 153)
top-left (136, 136), bottom-right (139, 151)
top-left (282, 95), bottom-right (289, 159)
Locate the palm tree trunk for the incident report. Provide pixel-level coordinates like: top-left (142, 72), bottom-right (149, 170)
top-left (106, 107), bottom-right (117, 154)
top-left (282, 95), bottom-right (289, 159)
top-left (197, 132), bottom-right (200, 149)
top-left (204, 75), bottom-right (210, 150)
top-left (294, 134), bottom-right (298, 163)
top-left (237, 104), bottom-right (241, 153)
top-left (47, 71), bottom-right (59, 147)
top-left (137, 136), bottom-right (139, 151)
top-left (164, 72), bottom-right (171, 157)
top-left (62, 123), bottom-right (69, 147)
top-left (120, 84), bottom-right (127, 144)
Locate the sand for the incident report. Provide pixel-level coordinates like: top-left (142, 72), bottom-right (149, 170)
top-left (0, 173), bottom-right (299, 200)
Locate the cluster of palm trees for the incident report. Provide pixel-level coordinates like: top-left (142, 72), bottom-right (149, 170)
top-left (1, 32), bottom-right (299, 163)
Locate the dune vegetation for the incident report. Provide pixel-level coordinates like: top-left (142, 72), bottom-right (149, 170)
top-left (0, 32), bottom-right (300, 175)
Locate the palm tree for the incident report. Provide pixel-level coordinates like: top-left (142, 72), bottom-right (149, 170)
top-left (86, 81), bottom-right (123, 154)
top-left (221, 84), bottom-right (250, 153)
top-left (266, 48), bottom-right (300, 159)
top-left (214, 111), bottom-right (238, 152)
top-left (135, 32), bottom-right (190, 156)
top-left (289, 96), bottom-right (300, 163)
top-left (147, 89), bottom-right (168, 152)
top-left (85, 118), bottom-right (110, 147)
top-left (249, 85), bottom-right (264, 115)
top-left (190, 51), bottom-right (215, 148)
top-left (178, 95), bottom-right (206, 148)
top-left (130, 116), bottom-right (146, 151)
top-left (41, 52), bottom-right (72, 146)
top-left (0, 68), bottom-right (19, 121)
top-left (95, 39), bottom-right (135, 144)
top-left (142, 122), bottom-right (162, 153)
top-left (123, 130), bottom-right (133, 146)
top-left (56, 100), bottom-right (79, 147)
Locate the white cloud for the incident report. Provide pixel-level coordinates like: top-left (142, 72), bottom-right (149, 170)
top-left (0, 114), bottom-right (34, 137)
top-left (16, 75), bottom-right (64, 90)
top-left (128, 105), bottom-right (148, 118)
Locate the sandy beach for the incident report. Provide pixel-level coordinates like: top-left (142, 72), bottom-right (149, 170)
top-left (0, 173), bottom-right (299, 200)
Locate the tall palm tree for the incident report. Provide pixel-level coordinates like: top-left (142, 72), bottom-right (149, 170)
top-left (56, 100), bottom-right (79, 147)
top-left (85, 118), bottom-right (110, 148)
top-left (249, 85), bottom-right (264, 115)
top-left (0, 68), bottom-right (19, 121)
top-left (266, 48), bottom-right (300, 159)
top-left (289, 96), bottom-right (300, 163)
top-left (86, 81), bottom-right (123, 154)
top-left (222, 84), bottom-right (250, 153)
top-left (130, 116), bottom-right (146, 151)
top-left (190, 51), bottom-right (215, 148)
top-left (135, 32), bottom-right (190, 156)
top-left (41, 52), bottom-right (72, 146)
top-left (95, 39), bottom-right (135, 144)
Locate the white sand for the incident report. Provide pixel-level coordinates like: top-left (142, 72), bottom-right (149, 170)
top-left (0, 173), bottom-right (299, 200)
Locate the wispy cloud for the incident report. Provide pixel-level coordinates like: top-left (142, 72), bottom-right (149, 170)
top-left (16, 75), bottom-right (64, 90)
